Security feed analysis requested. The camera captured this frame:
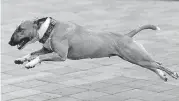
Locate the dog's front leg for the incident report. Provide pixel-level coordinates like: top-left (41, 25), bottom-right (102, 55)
top-left (15, 47), bottom-right (51, 64)
top-left (25, 52), bottom-right (66, 69)
top-left (25, 39), bottom-right (69, 69)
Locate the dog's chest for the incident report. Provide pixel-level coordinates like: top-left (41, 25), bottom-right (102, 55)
top-left (43, 38), bottom-right (52, 50)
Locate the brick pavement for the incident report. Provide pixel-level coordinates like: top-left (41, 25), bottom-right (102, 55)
top-left (1, 0), bottom-right (179, 101)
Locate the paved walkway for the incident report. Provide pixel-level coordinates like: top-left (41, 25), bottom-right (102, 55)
top-left (1, 0), bottom-right (179, 101)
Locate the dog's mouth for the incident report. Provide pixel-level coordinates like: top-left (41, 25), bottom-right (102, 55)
top-left (17, 37), bottom-right (30, 50)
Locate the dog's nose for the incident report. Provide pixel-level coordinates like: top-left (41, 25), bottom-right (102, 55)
top-left (8, 41), bottom-right (14, 46)
top-left (9, 41), bottom-right (12, 45)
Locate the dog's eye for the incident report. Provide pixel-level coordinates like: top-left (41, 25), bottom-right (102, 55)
top-left (18, 27), bottom-right (24, 32)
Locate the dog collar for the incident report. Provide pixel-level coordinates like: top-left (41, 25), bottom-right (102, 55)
top-left (38, 17), bottom-right (56, 44)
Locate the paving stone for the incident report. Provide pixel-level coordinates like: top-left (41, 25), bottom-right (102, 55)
top-left (25, 92), bottom-right (62, 101)
top-left (36, 74), bottom-right (72, 83)
top-left (140, 82), bottom-right (178, 93)
top-left (64, 70), bottom-right (100, 79)
top-left (2, 85), bottom-right (23, 94)
top-left (95, 84), bottom-right (134, 94)
top-left (9, 98), bottom-right (32, 101)
top-left (88, 65), bottom-right (122, 74)
top-left (1, 63), bottom-right (20, 72)
top-left (2, 93), bottom-right (19, 101)
top-left (3, 68), bottom-right (39, 76)
top-left (122, 79), bottom-right (158, 88)
top-left (114, 89), bottom-right (177, 101)
top-left (92, 94), bottom-right (129, 101)
top-left (59, 78), bottom-right (91, 86)
top-left (48, 97), bottom-right (81, 101)
top-left (1, 73), bottom-right (14, 80)
top-left (45, 67), bottom-right (80, 75)
top-left (32, 83), bottom-right (68, 92)
top-left (100, 76), bottom-right (136, 85)
top-left (12, 80), bottom-right (49, 88)
top-left (124, 99), bottom-right (146, 101)
top-left (82, 72), bottom-right (118, 82)
top-left (7, 89), bottom-right (41, 98)
top-left (163, 97), bottom-right (179, 101)
top-left (71, 91), bottom-right (109, 100)
top-left (2, 72), bottom-right (52, 85)
top-left (161, 87), bottom-right (179, 96)
top-left (75, 81), bottom-right (113, 90)
top-left (1, 55), bottom-right (17, 65)
top-left (48, 86), bottom-right (87, 96)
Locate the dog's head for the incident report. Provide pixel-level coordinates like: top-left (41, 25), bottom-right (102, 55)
top-left (8, 17), bottom-right (50, 50)
top-left (8, 20), bottom-right (39, 50)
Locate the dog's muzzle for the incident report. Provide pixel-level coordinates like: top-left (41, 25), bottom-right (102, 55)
top-left (8, 39), bottom-right (16, 46)
top-left (8, 37), bottom-right (30, 50)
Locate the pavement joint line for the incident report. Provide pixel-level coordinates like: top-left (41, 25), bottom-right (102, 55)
top-left (49, 90), bottom-right (88, 98)
top-left (149, 86), bottom-right (179, 94)
top-left (3, 93), bottom-right (41, 101)
top-left (36, 79), bottom-right (86, 89)
top-left (10, 81), bottom-right (50, 89)
top-left (1, 68), bottom-right (23, 74)
top-left (35, 78), bottom-right (57, 84)
top-left (18, 92), bottom-right (62, 101)
top-left (2, 72), bottom-right (53, 85)
top-left (34, 78), bottom-right (74, 86)
top-left (95, 87), bottom-right (136, 95)
top-left (118, 75), bottom-right (166, 84)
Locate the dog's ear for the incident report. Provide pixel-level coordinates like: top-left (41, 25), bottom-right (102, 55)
top-left (33, 17), bottom-right (48, 29)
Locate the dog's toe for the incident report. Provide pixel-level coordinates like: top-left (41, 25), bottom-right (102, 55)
top-left (164, 77), bottom-right (168, 82)
top-left (172, 72), bottom-right (179, 79)
top-left (14, 59), bottom-right (24, 64)
top-left (25, 65), bottom-right (35, 69)
top-left (25, 60), bottom-right (38, 69)
top-left (161, 75), bottom-right (168, 82)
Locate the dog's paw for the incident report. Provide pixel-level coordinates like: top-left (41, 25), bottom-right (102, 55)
top-left (14, 58), bottom-right (26, 64)
top-left (171, 72), bottom-right (179, 80)
top-left (25, 57), bottom-right (40, 69)
top-left (15, 54), bottom-right (31, 64)
top-left (25, 64), bottom-right (35, 69)
top-left (25, 62), bottom-right (36, 69)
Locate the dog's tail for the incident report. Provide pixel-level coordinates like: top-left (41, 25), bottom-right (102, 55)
top-left (125, 25), bottom-right (160, 37)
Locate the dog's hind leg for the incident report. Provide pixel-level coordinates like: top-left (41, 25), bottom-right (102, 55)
top-left (118, 51), bottom-right (179, 81)
top-left (138, 61), bottom-right (178, 81)
top-left (147, 66), bottom-right (168, 81)
top-left (136, 61), bottom-right (166, 81)
top-left (116, 40), bottom-right (178, 81)
top-left (157, 64), bottom-right (178, 79)
top-left (118, 54), bottom-right (168, 81)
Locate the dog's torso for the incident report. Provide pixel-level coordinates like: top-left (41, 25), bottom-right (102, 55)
top-left (41, 20), bottom-right (152, 64)
top-left (47, 21), bottom-right (131, 60)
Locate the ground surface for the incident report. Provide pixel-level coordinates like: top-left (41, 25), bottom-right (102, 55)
top-left (1, 0), bottom-right (179, 101)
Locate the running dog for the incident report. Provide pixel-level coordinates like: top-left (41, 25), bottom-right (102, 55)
top-left (9, 17), bottom-right (178, 81)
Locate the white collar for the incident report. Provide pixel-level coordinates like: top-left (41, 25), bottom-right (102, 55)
top-left (37, 17), bottom-right (51, 39)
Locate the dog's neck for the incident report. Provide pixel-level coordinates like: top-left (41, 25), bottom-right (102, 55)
top-left (34, 17), bottom-right (56, 44)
